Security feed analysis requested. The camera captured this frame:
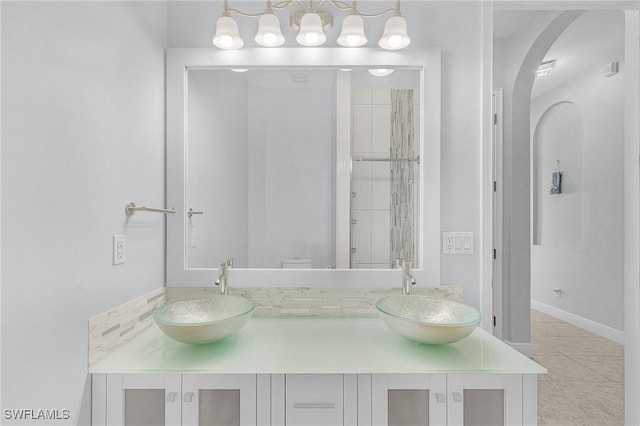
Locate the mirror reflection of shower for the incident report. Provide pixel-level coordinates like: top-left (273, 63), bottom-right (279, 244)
top-left (350, 86), bottom-right (420, 269)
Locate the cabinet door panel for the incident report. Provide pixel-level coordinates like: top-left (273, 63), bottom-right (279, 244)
top-left (106, 374), bottom-right (181, 426)
top-left (182, 374), bottom-right (257, 426)
top-left (199, 389), bottom-right (241, 426)
top-left (125, 389), bottom-right (165, 426)
top-left (447, 374), bottom-right (522, 426)
top-left (462, 389), bottom-right (504, 426)
top-left (371, 374), bottom-right (446, 426)
top-left (388, 389), bottom-right (429, 426)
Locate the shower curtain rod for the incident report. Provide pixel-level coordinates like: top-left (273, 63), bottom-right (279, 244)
top-left (354, 155), bottom-right (420, 164)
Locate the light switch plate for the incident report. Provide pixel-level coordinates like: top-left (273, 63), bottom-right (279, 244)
top-left (443, 232), bottom-right (473, 254)
top-left (113, 234), bottom-right (125, 265)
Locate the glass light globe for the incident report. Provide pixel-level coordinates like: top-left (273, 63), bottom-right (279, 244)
top-left (378, 15), bottom-right (410, 50)
top-left (255, 13), bottom-right (285, 47)
top-left (296, 13), bottom-right (327, 47)
top-left (337, 14), bottom-right (367, 47)
top-left (213, 16), bottom-right (244, 50)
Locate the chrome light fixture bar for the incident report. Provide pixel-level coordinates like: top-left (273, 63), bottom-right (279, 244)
top-left (212, 0), bottom-right (410, 50)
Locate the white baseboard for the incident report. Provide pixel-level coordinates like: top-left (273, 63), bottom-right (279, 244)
top-left (531, 300), bottom-right (625, 345)
top-left (504, 341), bottom-right (534, 357)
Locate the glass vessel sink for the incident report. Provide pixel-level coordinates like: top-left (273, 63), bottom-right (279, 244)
top-left (153, 295), bottom-right (255, 344)
top-left (376, 295), bottom-right (482, 344)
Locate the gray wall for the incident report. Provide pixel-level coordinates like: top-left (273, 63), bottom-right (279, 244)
top-left (1, 2), bottom-right (167, 424)
top-left (530, 58), bottom-right (625, 332)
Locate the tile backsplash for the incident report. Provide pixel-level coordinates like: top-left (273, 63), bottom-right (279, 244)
top-left (88, 287), bottom-right (165, 367)
top-left (89, 285), bottom-right (463, 367)
top-left (165, 286), bottom-right (464, 318)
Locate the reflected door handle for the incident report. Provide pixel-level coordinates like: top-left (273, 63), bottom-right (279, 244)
top-left (183, 392), bottom-right (194, 403)
top-left (452, 392), bottom-right (463, 403)
top-left (166, 392), bottom-right (177, 403)
top-left (435, 392), bottom-right (446, 403)
top-left (188, 208), bottom-right (204, 217)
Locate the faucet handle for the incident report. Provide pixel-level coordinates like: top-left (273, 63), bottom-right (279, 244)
top-left (215, 261), bottom-right (228, 287)
top-left (227, 258), bottom-right (235, 268)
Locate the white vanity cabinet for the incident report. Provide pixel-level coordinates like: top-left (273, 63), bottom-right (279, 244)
top-left (93, 372), bottom-right (536, 426)
top-left (90, 319), bottom-right (544, 426)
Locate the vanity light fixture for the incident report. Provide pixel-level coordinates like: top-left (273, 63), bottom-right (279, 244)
top-left (212, 0), bottom-right (410, 50)
top-left (537, 59), bottom-right (557, 77)
top-left (368, 68), bottom-right (394, 77)
top-left (212, 3), bottom-right (245, 50)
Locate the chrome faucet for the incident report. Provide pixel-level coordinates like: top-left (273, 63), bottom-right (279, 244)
top-left (214, 258), bottom-right (234, 295)
top-left (401, 260), bottom-right (416, 295)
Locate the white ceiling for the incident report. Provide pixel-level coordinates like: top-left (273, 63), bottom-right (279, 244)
top-left (494, 10), bottom-right (625, 99)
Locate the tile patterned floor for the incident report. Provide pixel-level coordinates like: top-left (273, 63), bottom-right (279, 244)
top-left (532, 309), bottom-right (624, 425)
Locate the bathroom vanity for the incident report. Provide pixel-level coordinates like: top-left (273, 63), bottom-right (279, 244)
top-left (110, 45), bottom-right (548, 426)
top-left (91, 317), bottom-right (544, 426)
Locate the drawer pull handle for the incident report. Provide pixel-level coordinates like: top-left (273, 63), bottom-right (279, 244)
top-left (183, 392), bottom-right (194, 403)
top-left (435, 392), bottom-right (446, 403)
top-left (166, 392), bottom-right (177, 403)
top-left (293, 402), bottom-right (336, 409)
top-left (452, 392), bottom-right (463, 403)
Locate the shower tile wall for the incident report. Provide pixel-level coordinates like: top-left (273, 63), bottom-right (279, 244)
top-left (351, 88), bottom-right (420, 268)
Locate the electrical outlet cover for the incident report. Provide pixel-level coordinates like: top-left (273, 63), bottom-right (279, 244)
top-left (113, 234), bottom-right (125, 265)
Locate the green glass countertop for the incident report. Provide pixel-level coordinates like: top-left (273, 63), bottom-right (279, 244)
top-left (90, 318), bottom-right (545, 375)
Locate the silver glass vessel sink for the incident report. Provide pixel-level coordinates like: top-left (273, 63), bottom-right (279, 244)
top-left (376, 295), bottom-right (482, 344)
top-left (153, 295), bottom-right (255, 344)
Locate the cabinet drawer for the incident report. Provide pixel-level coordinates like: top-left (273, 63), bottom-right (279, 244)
top-left (285, 374), bottom-right (344, 426)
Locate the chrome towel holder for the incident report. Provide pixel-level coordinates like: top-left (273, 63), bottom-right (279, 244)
top-left (125, 202), bottom-right (176, 216)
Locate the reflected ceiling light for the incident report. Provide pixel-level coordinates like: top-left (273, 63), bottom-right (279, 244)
top-left (230, 68), bottom-right (249, 73)
top-left (537, 59), bottom-right (557, 77)
top-left (368, 68), bottom-right (394, 77)
top-left (212, 0), bottom-right (410, 50)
